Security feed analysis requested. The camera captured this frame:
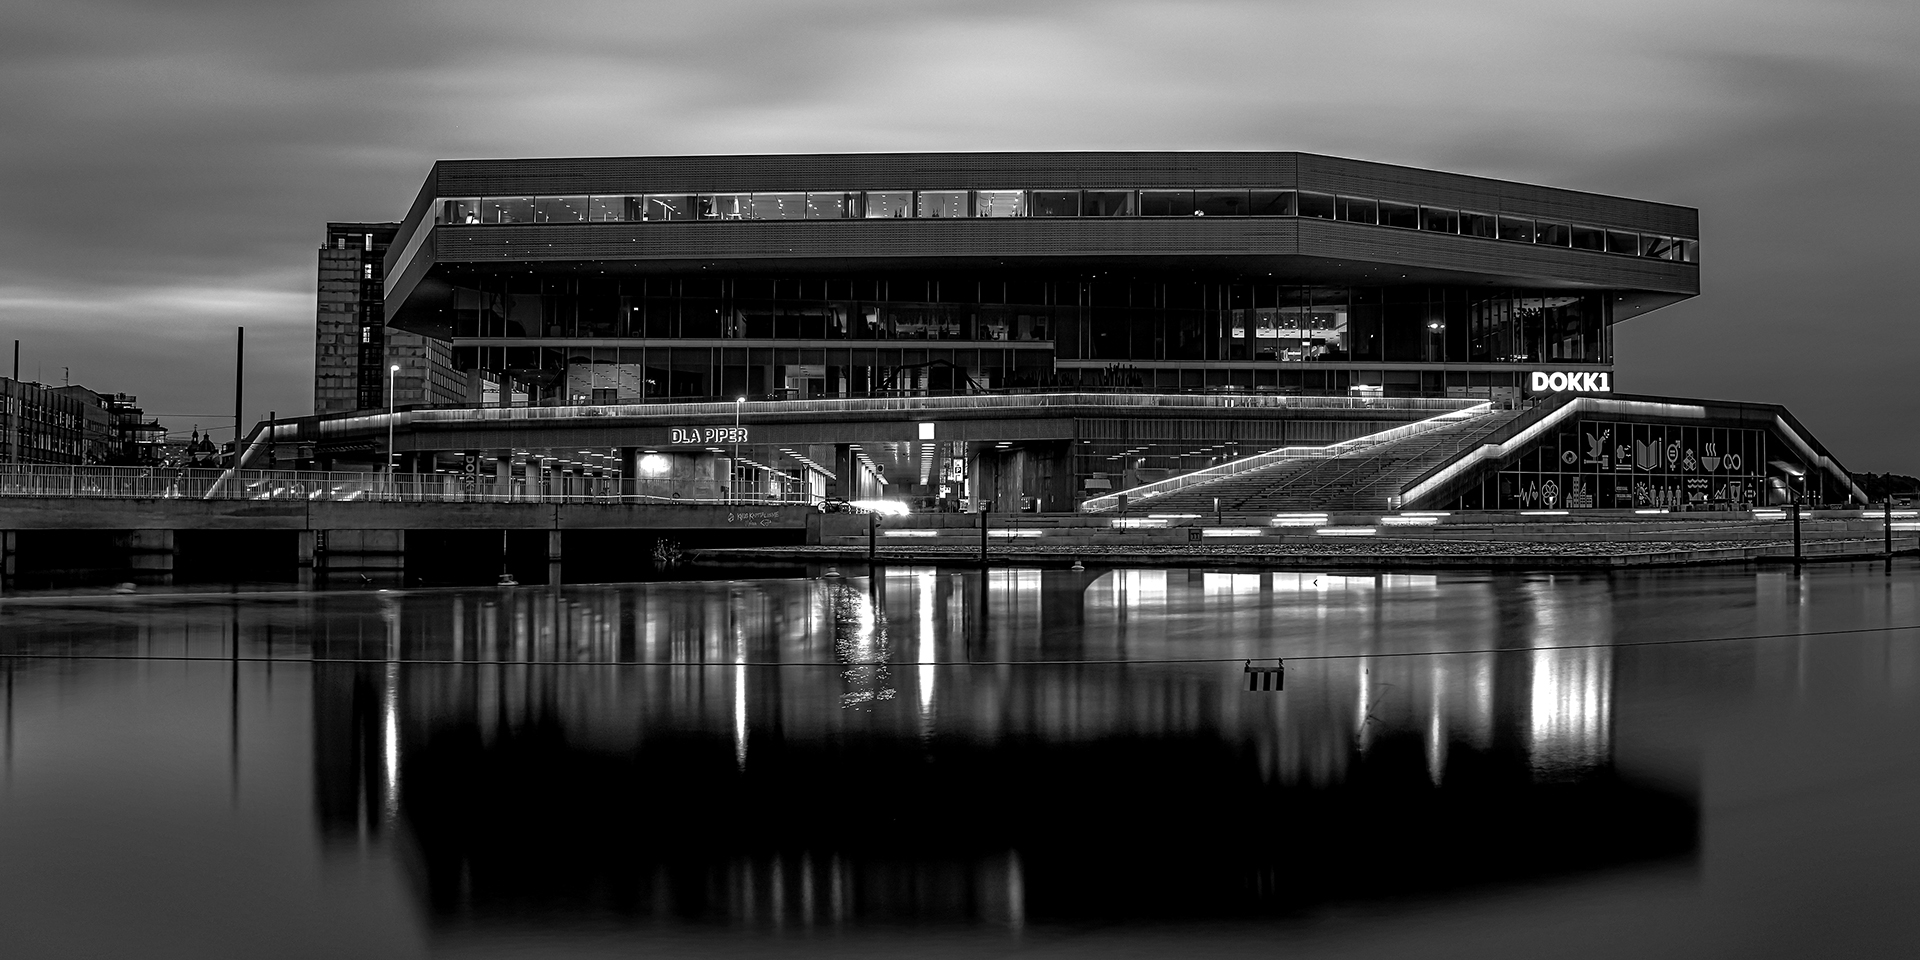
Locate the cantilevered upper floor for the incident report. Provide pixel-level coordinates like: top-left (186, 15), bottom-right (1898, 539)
top-left (383, 151), bottom-right (1700, 333)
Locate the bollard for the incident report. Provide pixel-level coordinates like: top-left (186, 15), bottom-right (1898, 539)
top-left (1792, 502), bottom-right (1802, 565)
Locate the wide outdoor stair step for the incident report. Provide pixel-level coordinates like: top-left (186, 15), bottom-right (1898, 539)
top-left (1135, 409), bottom-right (1526, 513)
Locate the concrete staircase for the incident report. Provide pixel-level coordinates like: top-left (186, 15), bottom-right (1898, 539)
top-left (1128, 408), bottom-right (1526, 513)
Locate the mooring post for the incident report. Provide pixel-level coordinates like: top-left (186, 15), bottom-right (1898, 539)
top-left (979, 506), bottom-right (989, 566)
top-left (867, 511), bottom-right (876, 561)
top-left (1792, 501), bottom-right (1802, 566)
top-left (1886, 499), bottom-right (1894, 573)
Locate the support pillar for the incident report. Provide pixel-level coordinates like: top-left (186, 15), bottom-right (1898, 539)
top-left (297, 529), bottom-right (318, 589)
top-left (313, 529), bottom-right (405, 586)
top-left (832, 444), bottom-right (854, 501)
top-left (122, 529), bottom-right (175, 586)
top-left (547, 529), bottom-right (563, 587)
top-left (0, 530), bottom-right (14, 590)
top-left (495, 454), bottom-right (511, 501)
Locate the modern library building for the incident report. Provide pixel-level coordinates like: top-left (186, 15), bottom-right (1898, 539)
top-left (281, 151), bottom-right (1860, 511)
top-left (380, 151), bottom-right (1698, 405)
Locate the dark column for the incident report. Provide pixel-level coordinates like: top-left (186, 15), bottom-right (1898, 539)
top-left (833, 444), bottom-right (854, 500)
top-left (1034, 441), bottom-right (1076, 513)
top-left (297, 529), bottom-right (317, 588)
top-left (122, 529), bottom-right (176, 586)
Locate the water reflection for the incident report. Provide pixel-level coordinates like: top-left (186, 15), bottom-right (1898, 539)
top-left (14, 564), bottom-right (1920, 955)
top-left (278, 568), bottom-right (1695, 927)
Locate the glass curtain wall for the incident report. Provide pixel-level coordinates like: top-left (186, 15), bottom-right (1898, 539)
top-left (444, 274), bottom-right (1610, 402)
top-left (433, 190), bottom-right (1698, 264)
top-left (1453, 419), bottom-right (1773, 511)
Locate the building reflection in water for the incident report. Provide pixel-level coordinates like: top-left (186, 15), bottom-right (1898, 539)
top-left (310, 568), bottom-right (1687, 929)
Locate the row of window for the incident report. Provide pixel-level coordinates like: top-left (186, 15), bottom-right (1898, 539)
top-left (432, 190), bottom-right (1699, 262)
top-left (451, 345), bottom-right (1560, 403)
top-left (446, 280), bottom-right (1609, 366)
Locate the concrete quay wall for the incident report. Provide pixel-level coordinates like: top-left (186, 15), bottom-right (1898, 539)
top-left (0, 497), bottom-right (812, 588)
top-left (0, 498), bottom-right (814, 532)
top-left (782, 509), bottom-right (1919, 569)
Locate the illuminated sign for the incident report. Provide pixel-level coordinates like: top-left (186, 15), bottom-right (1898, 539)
top-left (668, 426), bottom-right (750, 445)
top-left (1529, 371), bottom-right (1612, 393)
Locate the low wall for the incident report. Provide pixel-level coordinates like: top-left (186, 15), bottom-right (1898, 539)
top-left (781, 508), bottom-right (1919, 568)
top-left (0, 498), bottom-right (815, 531)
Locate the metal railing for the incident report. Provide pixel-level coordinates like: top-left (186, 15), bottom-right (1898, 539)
top-left (0, 464), bottom-right (813, 506)
top-left (1080, 402), bottom-right (1495, 512)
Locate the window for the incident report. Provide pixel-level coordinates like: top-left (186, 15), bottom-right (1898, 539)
top-left (1335, 196), bottom-right (1377, 224)
top-left (1420, 206), bottom-right (1458, 233)
top-left (974, 190), bottom-right (1025, 217)
top-left (915, 190), bottom-right (968, 218)
top-left (1297, 191), bottom-right (1335, 220)
top-left (484, 197), bottom-right (534, 224)
top-left (1030, 191), bottom-right (1078, 217)
top-left (644, 194), bottom-right (695, 221)
top-left (432, 189), bottom-right (1682, 268)
top-left (806, 192), bottom-right (850, 219)
top-left (363, 233), bottom-right (373, 250)
top-left (863, 191), bottom-right (912, 218)
top-left (699, 193), bottom-right (751, 220)
top-left (750, 192), bottom-right (806, 220)
top-left (534, 196), bottom-right (589, 222)
top-left (363, 264), bottom-right (372, 279)
top-left (1379, 201), bottom-right (1418, 229)
top-left (587, 196), bottom-right (629, 221)
top-left (1080, 191), bottom-right (1133, 217)
top-left (1139, 190), bottom-right (1195, 216)
top-left (1249, 190), bottom-right (1296, 216)
top-left (1194, 190), bottom-right (1249, 216)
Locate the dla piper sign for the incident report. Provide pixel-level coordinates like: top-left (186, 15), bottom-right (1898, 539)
top-left (668, 426), bottom-right (750, 445)
top-left (1529, 371), bottom-right (1613, 393)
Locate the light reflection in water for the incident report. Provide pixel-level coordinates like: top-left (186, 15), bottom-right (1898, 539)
top-left (917, 569), bottom-right (936, 725)
top-left (320, 567), bottom-right (1679, 928)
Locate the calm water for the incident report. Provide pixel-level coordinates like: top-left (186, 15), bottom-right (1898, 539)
top-left (4, 563), bottom-right (1920, 958)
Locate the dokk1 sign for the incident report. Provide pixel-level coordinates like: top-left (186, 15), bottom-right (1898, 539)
top-left (1529, 371), bottom-right (1612, 393)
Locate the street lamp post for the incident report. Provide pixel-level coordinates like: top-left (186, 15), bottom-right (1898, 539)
top-left (387, 364), bottom-right (400, 496)
top-left (734, 395), bottom-right (745, 504)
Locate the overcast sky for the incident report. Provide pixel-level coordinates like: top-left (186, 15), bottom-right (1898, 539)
top-left (2, 0), bottom-right (1916, 468)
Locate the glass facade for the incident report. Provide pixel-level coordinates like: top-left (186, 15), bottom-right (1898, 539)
top-left (430, 189), bottom-right (1698, 262)
top-left (441, 273), bottom-right (1610, 401)
top-left (1458, 418), bottom-right (1772, 510)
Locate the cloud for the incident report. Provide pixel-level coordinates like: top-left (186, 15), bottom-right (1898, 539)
top-left (0, 0), bottom-right (1917, 465)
